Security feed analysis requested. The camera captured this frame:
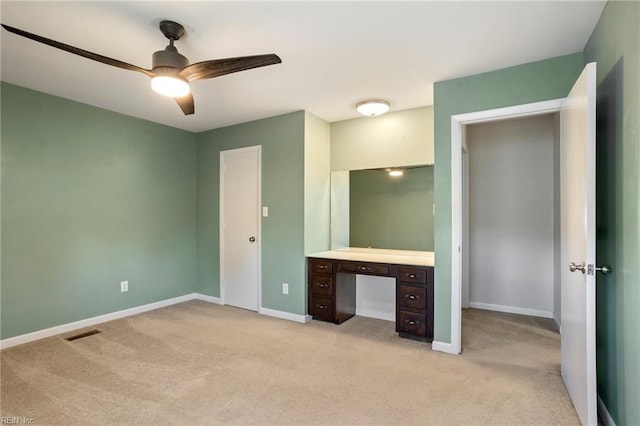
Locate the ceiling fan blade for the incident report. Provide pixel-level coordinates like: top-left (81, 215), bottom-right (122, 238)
top-left (1, 24), bottom-right (154, 77)
top-left (179, 54), bottom-right (281, 82)
top-left (174, 93), bottom-right (195, 115)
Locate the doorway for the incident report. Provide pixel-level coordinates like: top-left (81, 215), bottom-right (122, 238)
top-left (462, 114), bottom-right (561, 326)
top-left (449, 98), bottom-right (565, 355)
top-left (220, 145), bottom-right (261, 311)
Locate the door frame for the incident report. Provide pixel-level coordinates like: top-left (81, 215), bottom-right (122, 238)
top-left (219, 145), bottom-right (262, 309)
top-left (444, 98), bottom-right (564, 355)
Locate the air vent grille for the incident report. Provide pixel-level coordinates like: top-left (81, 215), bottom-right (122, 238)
top-left (64, 329), bottom-right (101, 341)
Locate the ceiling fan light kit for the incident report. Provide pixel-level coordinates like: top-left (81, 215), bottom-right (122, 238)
top-left (1, 20), bottom-right (282, 115)
top-left (356, 99), bottom-right (390, 117)
top-left (151, 75), bottom-right (190, 98)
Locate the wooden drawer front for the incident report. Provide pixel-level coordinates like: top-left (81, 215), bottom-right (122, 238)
top-left (339, 262), bottom-right (389, 275)
top-left (311, 275), bottom-right (333, 297)
top-left (398, 285), bottom-right (427, 310)
top-left (310, 260), bottom-right (333, 274)
top-left (398, 268), bottom-right (427, 284)
top-left (397, 311), bottom-right (427, 336)
top-left (310, 297), bottom-right (333, 318)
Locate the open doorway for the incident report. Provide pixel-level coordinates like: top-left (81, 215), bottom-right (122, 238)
top-left (461, 114), bottom-right (562, 338)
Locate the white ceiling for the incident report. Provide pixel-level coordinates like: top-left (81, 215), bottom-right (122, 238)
top-left (1, 1), bottom-right (605, 133)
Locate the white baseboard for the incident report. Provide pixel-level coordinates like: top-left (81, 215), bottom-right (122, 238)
top-left (356, 308), bottom-right (395, 322)
top-left (598, 394), bottom-right (616, 426)
top-left (0, 293), bottom-right (196, 350)
top-left (552, 314), bottom-right (561, 333)
top-left (469, 302), bottom-right (552, 319)
top-left (193, 293), bottom-right (223, 305)
top-left (258, 307), bottom-right (309, 323)
top-left (1, 293), bottom-right (331, 350)
top-left (432, 340), bottom-right (459, 354)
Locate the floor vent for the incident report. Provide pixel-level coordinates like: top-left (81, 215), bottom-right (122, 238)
top-left (65, 329), bottom-right (102, 341)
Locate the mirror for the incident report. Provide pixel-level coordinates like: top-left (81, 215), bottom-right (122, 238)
top-left (331, 165), bottom-right (434, 251)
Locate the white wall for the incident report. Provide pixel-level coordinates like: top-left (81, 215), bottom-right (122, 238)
top-left (304, 111), bottom-right (331, 255)
top-left (330, 171), bottom-right (349, 249)
top-left (466, 114), bottom-right (558, 318)
top-left (330, 106), bottom-right (433, 171)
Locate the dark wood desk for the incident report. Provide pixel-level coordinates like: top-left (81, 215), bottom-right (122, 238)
top-left (307, 250), bottom-right (434, 342)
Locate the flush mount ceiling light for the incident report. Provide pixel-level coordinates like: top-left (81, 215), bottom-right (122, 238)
top-left (356, 99), bottom-right (390, 117)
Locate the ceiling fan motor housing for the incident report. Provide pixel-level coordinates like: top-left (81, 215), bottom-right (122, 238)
top-left (152, 45), bottom-right (188, 72)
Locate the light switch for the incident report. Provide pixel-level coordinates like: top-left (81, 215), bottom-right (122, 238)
top-left (262, 206), bottom-right (269, 217)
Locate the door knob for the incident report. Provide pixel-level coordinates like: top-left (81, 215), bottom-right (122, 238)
top-left (595, 265), bottom-right (611, 274)
top-left (249, 236), bottom-right (256, 243)
top-left (569, 261), bottom-right (586, 273)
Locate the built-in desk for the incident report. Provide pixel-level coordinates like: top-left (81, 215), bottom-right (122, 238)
top-left (307, 248), bottom-right (435, 342)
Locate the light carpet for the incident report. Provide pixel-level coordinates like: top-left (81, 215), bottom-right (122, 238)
top-left (0, 301), bottom-right (579, 425)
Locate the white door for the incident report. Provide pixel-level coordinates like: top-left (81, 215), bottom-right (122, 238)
top-left (560, 62), bottom-right (597, 426)
top-left (220, 146), bottom-right (261, 311)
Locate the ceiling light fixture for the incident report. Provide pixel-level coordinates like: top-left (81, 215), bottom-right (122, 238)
top-left (356, 99), bottom-right (390, 117)
top-left (151, 75), bottom-right (190, 98)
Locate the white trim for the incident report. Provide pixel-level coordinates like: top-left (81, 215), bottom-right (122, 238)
top-left (193, 293), bottom-right (223, 305)
top-left (0, 294), bottom-right (195, 350)
top-left (553, 315), bottom-right (561, 333)
top-left (355, 308), bottom-right (395, 322)
top-left (432, 340), bottom-right (458, 354)
top-left (258, 307), bottom-right (310, 323)
top-left (219, 145), bottom-right (262, 311)
top-left (468, 302), bottom-right (553, 319)
top-left (449, 98), bottom-right (564, 356)
top-left (598, 394), bottom-right (616, 426)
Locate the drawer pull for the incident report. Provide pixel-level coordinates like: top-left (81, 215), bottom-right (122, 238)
top-left (318, 265), bottom-right (327, 270)
top-left (315, 304), bottom-right (327, 309)
top-left (316, 283), bottom-right (328, 288)
top-left (405, 294), bottom-right (419, 300)
top-left (405, 319), bottom-right (419, 326)
top-left (358, 266), bottom-right (371, 271)
top-left (406, 273), bottom-right (417, 279)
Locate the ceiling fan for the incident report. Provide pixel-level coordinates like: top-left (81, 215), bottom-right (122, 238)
top-left (1, 20), bottom-right (282, 115)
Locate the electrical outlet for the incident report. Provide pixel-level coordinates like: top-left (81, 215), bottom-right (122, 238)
top-left (120, 280), bottom-right (128, 292)
top-left (282, 283), bottom-right (289, 295)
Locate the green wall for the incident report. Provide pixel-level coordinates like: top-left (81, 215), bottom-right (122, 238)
top-left (196, 111), bottom-right (307, 315)
top-left (350, 166), bottom-right (434, 251)
top-left (432, 53), bottom-right (584, 343)
top-left (584, 1), bottom-right (640, 423)
top-left (1, 83), bottom-right (197, 339)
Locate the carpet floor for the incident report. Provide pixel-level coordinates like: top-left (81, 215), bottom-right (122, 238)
top-left (0, 301), bottom-right (579, 425)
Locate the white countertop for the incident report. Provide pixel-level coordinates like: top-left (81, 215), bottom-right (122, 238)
top-left (308, 247), bottom-right (435, 267)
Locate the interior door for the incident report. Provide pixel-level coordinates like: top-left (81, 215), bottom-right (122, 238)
top-left (220, 146), bottom-right (260, 311)
top-left (560, 62), bottom-right (597, 426)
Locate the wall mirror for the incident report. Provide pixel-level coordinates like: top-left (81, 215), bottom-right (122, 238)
top-left (331, 165), bottom-right (434, 251)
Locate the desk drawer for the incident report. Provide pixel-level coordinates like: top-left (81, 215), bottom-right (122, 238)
top-left (398, 268), bottom-right (427, 284)
top-left (310, 275), bottom-right (333, 297)
top-left (310, 260), bottom-right (333, 274)
top-left (397, 311), bottom-right (427, 336)
top-left (339, 262), bottom-right (389, 275)
top-left (309, 297), bottom-right (333, 319)
top-left (398, 285), bottom-right (427, 310)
